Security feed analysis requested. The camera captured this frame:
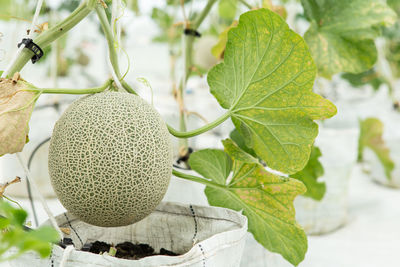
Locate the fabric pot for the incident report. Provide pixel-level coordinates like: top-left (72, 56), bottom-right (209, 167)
top-left (364, 139), bottom-right (400, 188)
top-left (360, 98), bottom-right (400, 188)
top-left (8, 202), bottom-right (247, 267)
top-left (294, 126), bottom-right (359, 235)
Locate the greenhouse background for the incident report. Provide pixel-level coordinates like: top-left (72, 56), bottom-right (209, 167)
top-left (1, 0), bottom-right (400, 266)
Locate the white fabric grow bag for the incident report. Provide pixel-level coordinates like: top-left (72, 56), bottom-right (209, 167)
top-left (9, 202), bottom-right (247, 267)
top-left (364, 139), bottom-right (400, 188)
top-left (294, 126), bottom-right (359, 235)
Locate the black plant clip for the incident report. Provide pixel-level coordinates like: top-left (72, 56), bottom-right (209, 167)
top-left (17, 38), bottom-right (44, 64)
top-left (184, 28), bottom-right (201, 38)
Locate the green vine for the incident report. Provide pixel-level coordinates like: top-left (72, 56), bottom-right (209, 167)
top-left (23, 79), bottom-right (114, 94)
top-left (95, 5), bottom-right (137, 95)
top-left (5, 0), bottom-right (96, 77)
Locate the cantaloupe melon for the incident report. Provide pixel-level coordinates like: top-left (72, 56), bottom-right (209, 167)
top-left (48, 92), bottom-right (173, 227)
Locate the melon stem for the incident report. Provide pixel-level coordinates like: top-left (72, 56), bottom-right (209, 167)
top-left (168, 111), bottom-right (231, 138)
top-left (172, 169), bottom-right (225, 189)
top-left (23, 79), bottom-right (113, 95)
top-left (238, 0), bottom-right (253, 9)
top-left (176, 0), bottom-right (218, 153)
top-left (95, 6), bottom-right (137, 95)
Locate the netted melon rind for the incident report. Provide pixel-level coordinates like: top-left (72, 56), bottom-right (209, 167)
top-left (48, 92), bottom-right (173, 227)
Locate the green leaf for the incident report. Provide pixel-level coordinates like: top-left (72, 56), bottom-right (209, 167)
top-left (189, 149), bottom-right (232, 184)
top-left (207, 8), bottom-right (336, 174)
top-left (229, 128), bottom-right (257, 157)
top-left (383, 22), bottom-right (400, 78)
top-left (388, 0), bottom-right (400, 15)
top-left (189, 139), bottom-right (307, 266)
top-left (341, 68), bottom-right (387, 91)
top-left (0, 217), bottom-right (10, 229)
top-left (0, 0), bottom-right (16, 21)
top-left (0, 200), bottom-right (59, 261)
top-left (290, 146), bottom-right (325, 200)
top-left (262, 0), bottom-right (287, 19)
top-left (20, 227), bottom-right (60, 257)
top-left (358, 118), bottom-right (395, 180)
top-left (302, 0), bottom-right (397, 78)
top-left (221, 138), bottom-right (259, 164)
top-left (218, 0), bottom-right (238, 21)
top-left (211, 21), bottom-right (238, 60)
top-left (125, 0), bottom-right (139, 15)
top-left (151, 8), bottom-right (174, 30)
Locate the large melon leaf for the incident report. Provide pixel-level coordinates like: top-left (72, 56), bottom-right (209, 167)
top-left (302, 0), bottom-right (397, 78)
top-left (189, 139), bottom-right (307, 266)
top-left (207, 8), bottom-right (336, 174)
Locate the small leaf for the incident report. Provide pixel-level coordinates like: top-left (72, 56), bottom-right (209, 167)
top-left (221, 138), bottom-right (259, 164)
top-left (0, 217), bottom-right (10, 229)
top-left (211, 21), bottom-right (238, 60)
top-left (302, 0), bottom-right (397, 78)
top-left (9, 209), bottom-right (28, 226)
top-left (208, 8), bottom-right (336, 174)
top-left (290, 146), bottom-right (326, 200)
top-left (0, 79), bottom-right (40, 156)
top-left (383, 21), bottom-right (400, 78)
top-left (0, 0), bottom-right (17, 21)
top-left (189, 149), bottom-right (232, 185)
top-left (262, 0), bottom-right (287, 19)
top-left (229, 129), bottom-right (257, 157)
top-left (108, 246), bottom-right (117, 257)
top-left (341, 68), bottom-right (387, 91)
top-left (218, 0), bottom-right (238, 21)
top-left (0, 200), bottom-right (59, 261)
top-left (358, 118), bottom-right (395, 180)
top-left (125, 0), bottom-right (139, 15)
top-left (151, 8), bottom-right (174, 30)
top-left (388, 0), bottom-right (400, 15)
top-left (189, 139), bottom-right (307, 265)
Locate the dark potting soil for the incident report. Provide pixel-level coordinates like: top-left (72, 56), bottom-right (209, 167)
top-left (84, 241), bottom-right (179, 260)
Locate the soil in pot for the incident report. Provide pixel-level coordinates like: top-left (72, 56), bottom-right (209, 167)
top-left (84, 241), bottom-right (179, 260)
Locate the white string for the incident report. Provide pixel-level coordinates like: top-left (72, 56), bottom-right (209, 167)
top-left (59, 245), bottom-right (74, 267)
top-left (108, 0), bottom-right (124, 91)
top-left (107, 56), bottom-right (123, 91)
top-left (1, 0), bottom-right (63, 239)
top-left (1, 0), bottom-right (44, 78)
top-left (16, 153), bottom-right (63, 238)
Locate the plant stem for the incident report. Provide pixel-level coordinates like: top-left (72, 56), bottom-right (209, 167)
top-left (238, 0), bottom-right (253, 9)
top-left (172, 169), bottom-right (224, 190)
top-left (175, 0), bottom-right (218, 152)
top-left (168, 111), bottom-right (230, 138)
top-left (24, 79), bottom-right (113, 94)
top-left (5, 1), bottom-right (95, 77)
top-left (192, 0), bottom-right (219, 29)
top-left (95, 6), bottom-right (137, 95)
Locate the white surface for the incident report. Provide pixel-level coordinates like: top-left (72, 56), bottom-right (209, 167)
top-left (294, 127), bottom-right (359, 235)
top-left (2, 164), bottom-right (400, 266)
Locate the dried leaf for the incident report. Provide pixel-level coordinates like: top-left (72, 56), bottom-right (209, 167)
top-left (0, 78), bottom-right (39, 156)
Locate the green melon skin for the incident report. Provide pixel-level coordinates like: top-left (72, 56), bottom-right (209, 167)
top-left (48, 92), bottom-right (173, 227)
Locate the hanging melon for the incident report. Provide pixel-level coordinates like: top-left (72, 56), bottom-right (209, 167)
top-left (48, 92), bottom-right (173, 227)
